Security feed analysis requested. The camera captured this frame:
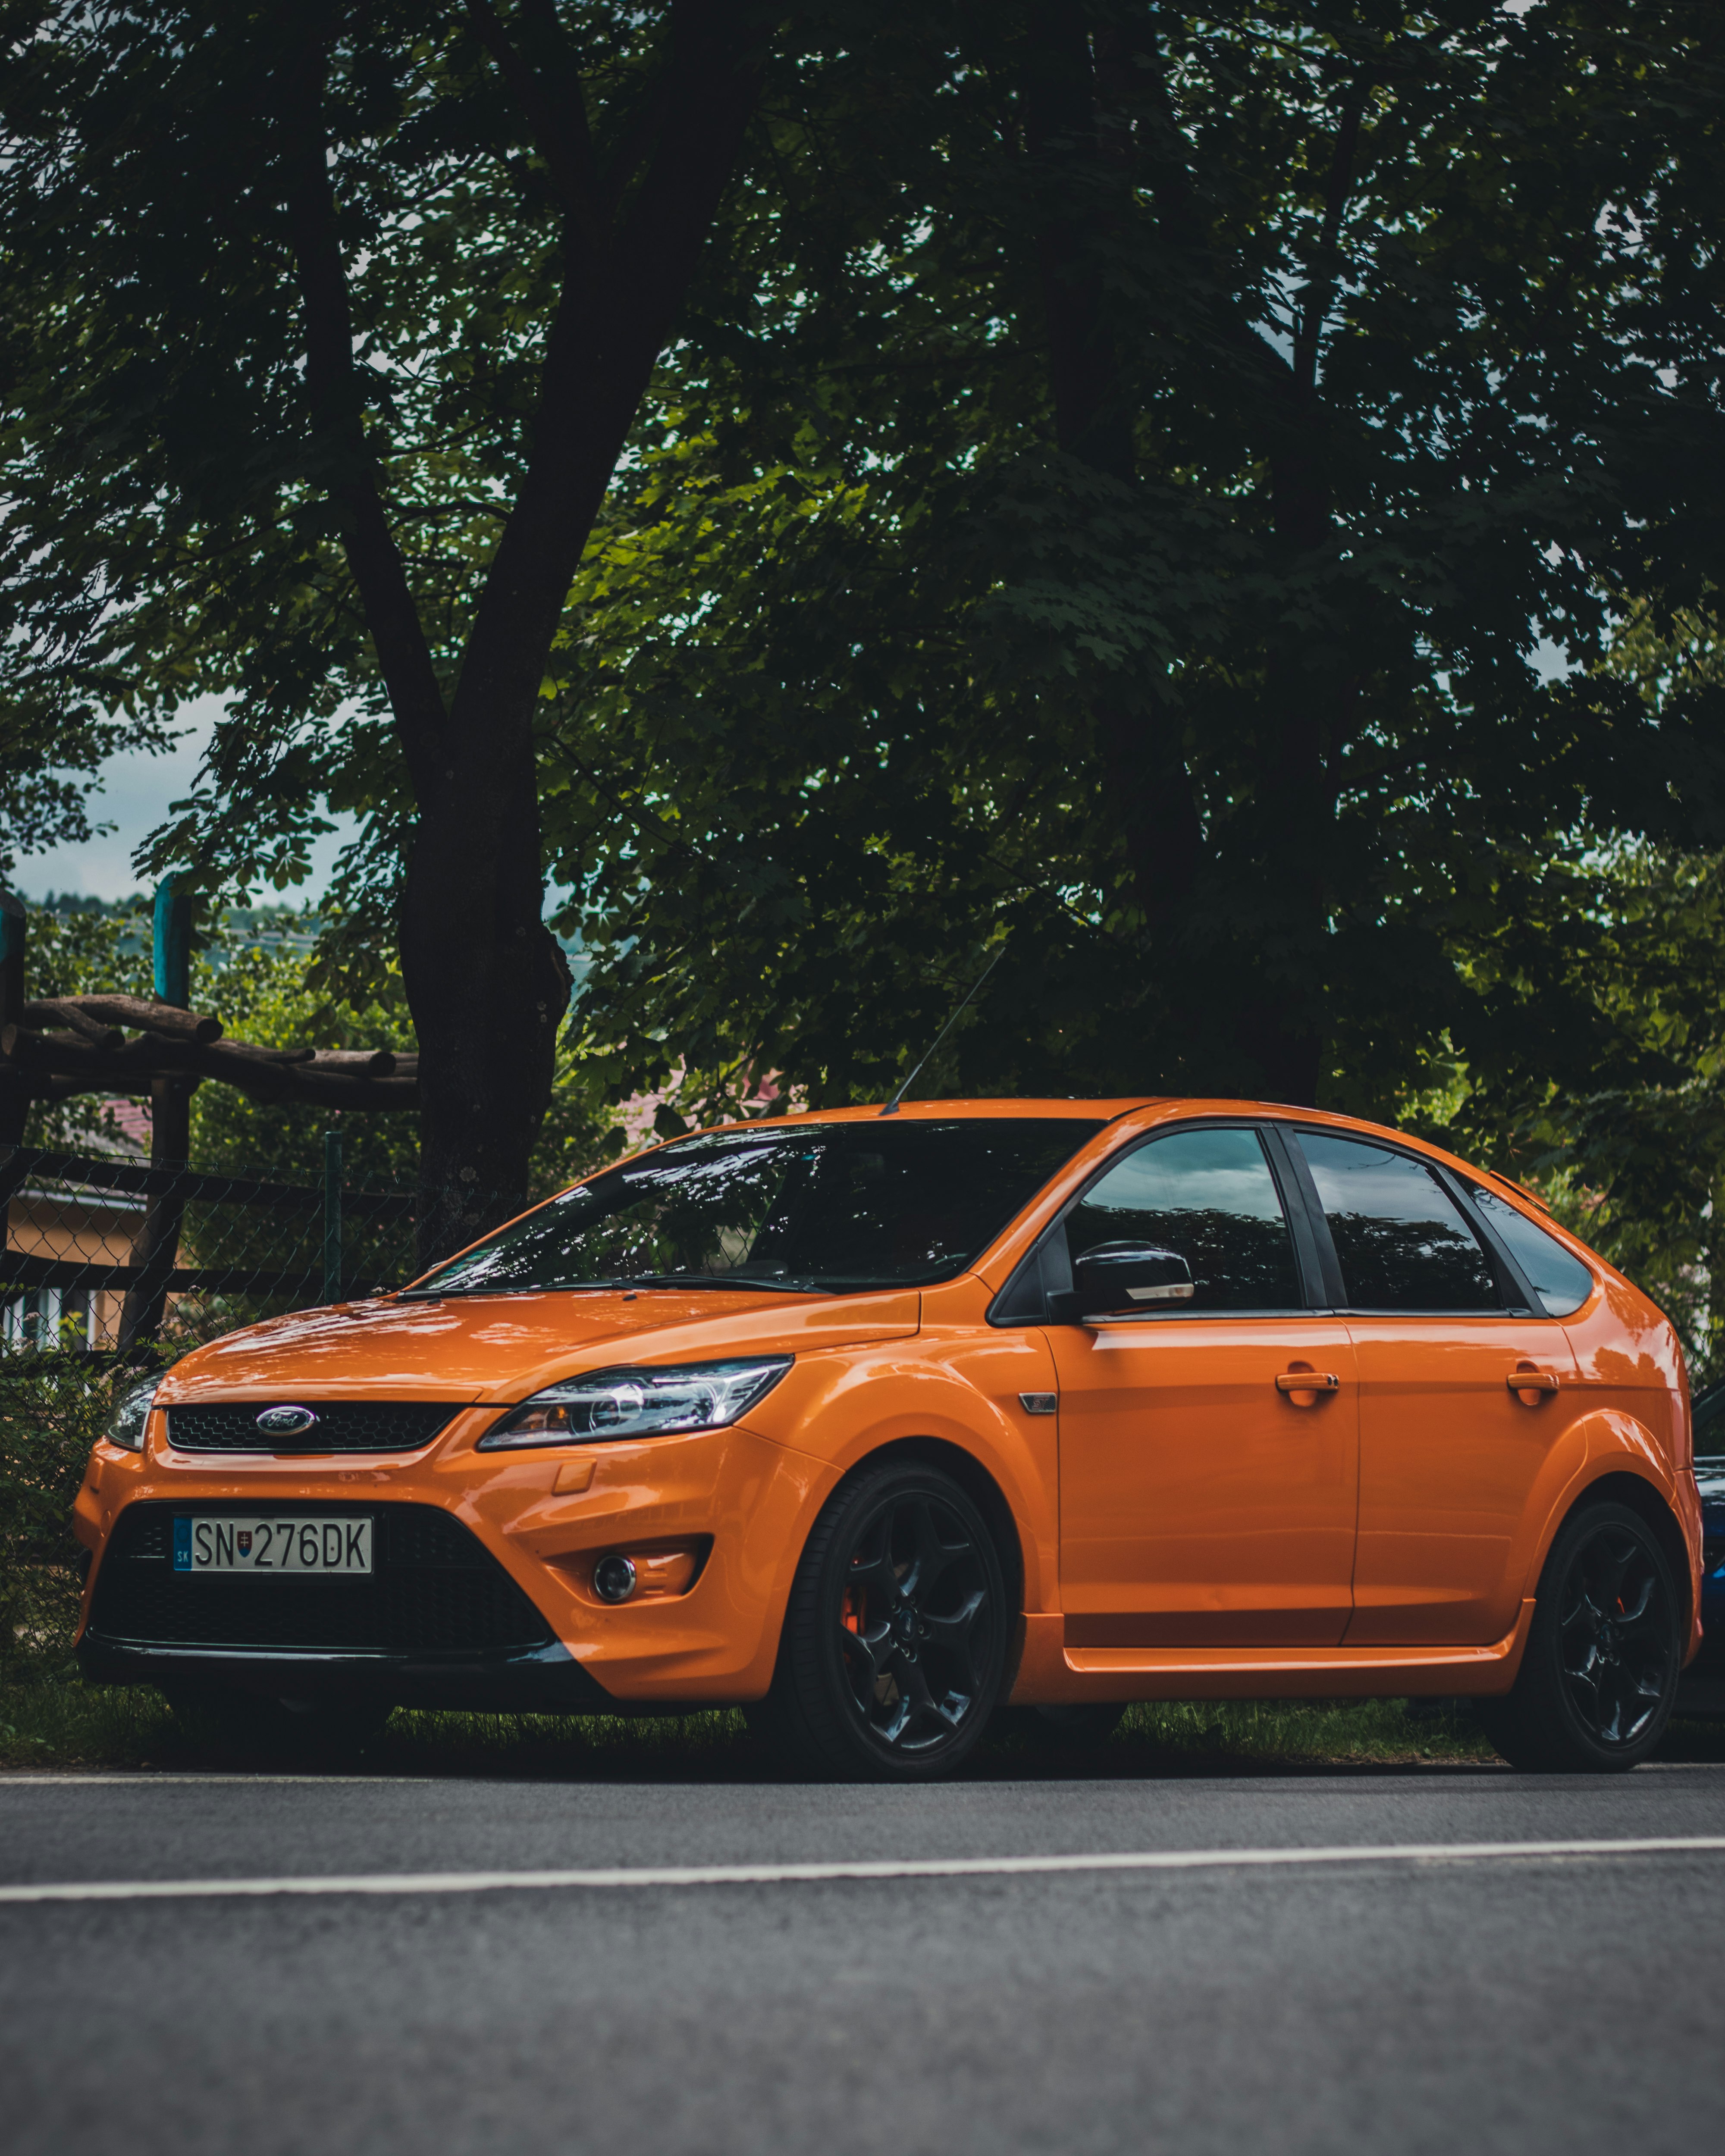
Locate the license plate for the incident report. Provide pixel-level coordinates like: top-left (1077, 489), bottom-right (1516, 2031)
top-left (172, 1517), bottom-right (373, 1576)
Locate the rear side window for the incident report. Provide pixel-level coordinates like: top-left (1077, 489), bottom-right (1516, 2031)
top-left (1468, 1185), bottom-right (1595, 1317)
top-left (1296, 1132), bottom-right (1501, 1312)
top-left (1066, 1126), bottom-right (1301, 1312)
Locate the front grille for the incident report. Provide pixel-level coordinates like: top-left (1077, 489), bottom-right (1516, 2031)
top-left (88, 1502), bottom-right (555, 1656)
top-left (166, 1401), bottom-right (461, 1454)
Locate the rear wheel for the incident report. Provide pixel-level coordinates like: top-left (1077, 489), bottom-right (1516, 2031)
top-left (755, 1459), bottom-right (1008, 1782)
top-left (1477, 1501), bottom-right (1682, 1772)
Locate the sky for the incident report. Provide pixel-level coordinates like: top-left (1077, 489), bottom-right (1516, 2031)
top-left (14, 695), bottom-right (358, 907)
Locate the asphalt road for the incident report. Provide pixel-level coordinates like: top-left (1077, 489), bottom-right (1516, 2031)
top-left (3, 1761), bottom-right (1722, 2156)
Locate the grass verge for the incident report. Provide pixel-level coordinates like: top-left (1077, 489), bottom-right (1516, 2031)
top-left (6, 1670), bottom-right (1719, 1776)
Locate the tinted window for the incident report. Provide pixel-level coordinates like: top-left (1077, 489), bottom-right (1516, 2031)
top-left (411, 1118), bottom-right (1103, 1296)
top-left (1066, 1127), bottom-right (1301, 1312)
top-left (1297, 1132), bottom-right (1500, 1311)
top-left (1468, 1185), bottom-right (1595, 1317)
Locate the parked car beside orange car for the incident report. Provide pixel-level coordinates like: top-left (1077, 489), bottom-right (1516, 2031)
top-left (1678, 1381), bottom-right (1725, 1720)
top-left (73, 1098), bottom-right (1703, 1779)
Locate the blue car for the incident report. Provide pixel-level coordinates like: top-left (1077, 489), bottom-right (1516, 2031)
top-left (1681, 1383), bottom-right (1725, 1717)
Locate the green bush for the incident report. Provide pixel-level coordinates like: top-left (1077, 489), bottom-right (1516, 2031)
top-left (0, 1352), bottom-right (117, 1679)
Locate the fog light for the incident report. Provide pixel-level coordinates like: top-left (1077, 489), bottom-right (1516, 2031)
top-left (593, 1553), bottom-right (637, 1604)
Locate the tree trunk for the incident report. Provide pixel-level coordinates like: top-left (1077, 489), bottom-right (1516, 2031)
top-left (1021, 6), bottom-right (1207, 964)
top-left (276, 5), bottom-right (764, 1269)
top-left (1241, 448), bottom-right (1338, 1109)
top-left (400, 753), bottom-right (571, 1266)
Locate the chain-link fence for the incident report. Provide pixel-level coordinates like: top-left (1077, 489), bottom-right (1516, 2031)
top-left (0, 1141), bottom-right (417, 1356)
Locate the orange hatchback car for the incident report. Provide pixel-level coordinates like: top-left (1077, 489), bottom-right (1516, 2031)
top-left (74, 1100), bottom-right (1703, 1780)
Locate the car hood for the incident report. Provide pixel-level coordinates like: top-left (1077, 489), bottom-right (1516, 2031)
top-left (156, 1285), bottom-right (923, 1406)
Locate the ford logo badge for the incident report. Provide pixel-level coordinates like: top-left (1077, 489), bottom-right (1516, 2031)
top-left (255, 1404), bottom-right (319, 1436)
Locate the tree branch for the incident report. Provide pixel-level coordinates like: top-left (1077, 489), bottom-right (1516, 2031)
top-left (594, 60), bottom-right (678, 217)
top-left (463, 0), bottom-right (603, 253)
top-left (1129, 18), bottom-right (1299, 409)
top-left (1021, 0), bottom-right (1133, 476)
top-left (1294, 81), bottom-right (1372, 398)
top-left (276, 33), bottom-right (448, 802)
top-left (450, 0), bottom-right (765, 744)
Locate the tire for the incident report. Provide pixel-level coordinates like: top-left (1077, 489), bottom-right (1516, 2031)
top-left (1477, 1500), bottom-right (1683, 1772)
top-left (166, 1688), bottom-right (391, 1759)
top-left (755, 1458), bottom-right (1010, 1782)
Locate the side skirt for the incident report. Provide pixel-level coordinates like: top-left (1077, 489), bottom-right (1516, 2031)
top-left (1007, 1601), bottom-right (1537, 1705)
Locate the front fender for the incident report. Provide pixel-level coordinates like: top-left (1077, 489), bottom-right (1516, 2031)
top-left (738, 1327), bottom-right (1062, 1614)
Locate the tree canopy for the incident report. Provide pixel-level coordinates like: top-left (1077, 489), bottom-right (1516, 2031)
top-left (553, 1), bottom-right (1725, 1121)
top-left (3, 2), bottom-right (1724, 1322)
top-left (1, 0), bottom-right (773, 1255)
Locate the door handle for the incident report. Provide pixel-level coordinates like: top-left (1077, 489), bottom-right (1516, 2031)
top-left (1507, 1369), bottom-right (1560, 1403)
top-left (1276, 1371), bottom-right (1340, 1398)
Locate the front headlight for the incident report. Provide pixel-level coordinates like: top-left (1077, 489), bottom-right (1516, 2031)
top-left (477, 1356), bottom-right (794, 1450)
top-left (104, 1373), bottom-right (162, 1452)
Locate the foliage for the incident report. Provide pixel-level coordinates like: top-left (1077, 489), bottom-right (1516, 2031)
top-left (4, 3), bottom-right (1724, 1278)
top-left (0, 1352), bottom-right (113, 1677)
top-left (0, 0), bottom-right (799, 1262)
top-left (0, 701), bottom-right (180, 888)
top-left (548, 1), bottom-right (1725, 1132)
top-left (2, 0), bottom-right (719, 925)
top-left (1425, 598), bottom-right (1725, 1380)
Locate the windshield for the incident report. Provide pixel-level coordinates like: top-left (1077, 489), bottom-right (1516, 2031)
top-left (409, 1118), bottom-right (1105, 1297)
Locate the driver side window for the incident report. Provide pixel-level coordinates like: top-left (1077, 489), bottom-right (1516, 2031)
top-left (1066, 1127), bottom-right (1302, 1313)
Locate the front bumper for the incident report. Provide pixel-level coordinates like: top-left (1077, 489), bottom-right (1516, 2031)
top-left (76, 1493), bottom-right (618, 1712)
top-left (74, 1413), bottom-right (828, 1709)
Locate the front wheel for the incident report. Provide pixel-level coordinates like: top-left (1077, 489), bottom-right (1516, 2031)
top-left (756, 1459), bottom-right (1009, 1782)
top-left (1477, 1501), bottom-right (1683, 1772)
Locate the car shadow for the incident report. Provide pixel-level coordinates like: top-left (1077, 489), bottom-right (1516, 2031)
top-left (132, 1694), bottom-right (1725, 1783)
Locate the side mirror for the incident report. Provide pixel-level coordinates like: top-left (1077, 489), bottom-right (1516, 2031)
top-left (1051, 1241), bottom-right (1195, 1322)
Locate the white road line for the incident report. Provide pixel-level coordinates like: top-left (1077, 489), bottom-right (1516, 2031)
top-left (3, 1836), bottom-right (1724, 1906)
top-left (3, 1761), bottom-right (1722, 1789)
top-left (0, 1774), bottom-right (433, 1787)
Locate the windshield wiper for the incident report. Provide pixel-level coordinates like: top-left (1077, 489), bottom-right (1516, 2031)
top-left (400, 1275), bottom-right (642, 1300)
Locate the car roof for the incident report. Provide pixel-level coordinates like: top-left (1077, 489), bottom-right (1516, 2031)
top-left (692, 1097), bottom-right (1565, 1223)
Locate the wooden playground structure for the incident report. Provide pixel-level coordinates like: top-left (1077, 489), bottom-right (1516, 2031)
top-left (0, 882), bottom-right (417, 1349)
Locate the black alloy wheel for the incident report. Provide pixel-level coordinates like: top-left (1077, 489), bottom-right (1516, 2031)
top-left (755, 1459), bottom-right (1008, 1781)
top-left (1477, 1500), bottom-right (1683, 1772)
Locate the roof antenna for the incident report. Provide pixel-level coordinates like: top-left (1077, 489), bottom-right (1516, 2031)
top-left (880, 942), bottom-right (1008, 1116)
